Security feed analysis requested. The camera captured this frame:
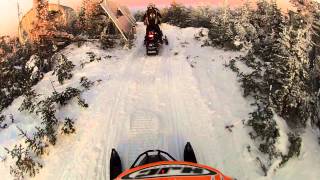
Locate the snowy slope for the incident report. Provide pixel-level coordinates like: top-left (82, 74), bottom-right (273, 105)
top-left (1, 23), bottom-right (320, 180)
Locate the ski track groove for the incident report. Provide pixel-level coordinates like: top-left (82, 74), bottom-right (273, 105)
top-left (104, 37), bottom-right (147, 178)
top-left (116, 53), bottom-right (148, 168)
top-left (98, 45), bottom-right (146, 179)
top-left (121, 48), bottom-right (167, 166)
top-left (168, 45), bottom-right (186, 161)
top-left (56, 31), bottom-right (146, 180)
top-left (159, 34), bottom-right (184, 160)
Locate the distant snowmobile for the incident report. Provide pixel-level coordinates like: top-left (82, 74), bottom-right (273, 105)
top-left (143, 3), bottom-right (168, 55)
top-left (110, 142), bottom-right (233, 180)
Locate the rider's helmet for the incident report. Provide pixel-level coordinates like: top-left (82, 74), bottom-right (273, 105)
top-left (147, 3), bottom-right (155, 9)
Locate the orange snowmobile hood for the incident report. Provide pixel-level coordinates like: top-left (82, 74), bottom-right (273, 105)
top-left (115, 161), bottom-right (233, 180)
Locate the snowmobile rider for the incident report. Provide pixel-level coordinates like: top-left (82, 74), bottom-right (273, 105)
top-left (143, 3), bottom-right (163, 43)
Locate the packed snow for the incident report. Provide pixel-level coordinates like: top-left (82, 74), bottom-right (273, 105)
top-left (0, 23), bottom-right (320, 180)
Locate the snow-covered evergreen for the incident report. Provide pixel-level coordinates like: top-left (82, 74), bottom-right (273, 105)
top-left (215, 0), bottom-right (320, 173)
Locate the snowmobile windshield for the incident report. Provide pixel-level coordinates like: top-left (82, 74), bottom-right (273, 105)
top-left (130, 150), bottom-right (176, 168)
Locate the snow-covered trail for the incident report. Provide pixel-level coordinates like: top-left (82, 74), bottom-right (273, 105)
top-left (34, 24), bottom-right (256, 180)
top-left (1, 23), bottom-right (320, 180)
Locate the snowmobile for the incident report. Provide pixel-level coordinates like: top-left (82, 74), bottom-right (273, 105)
top-left (145, 30), bottom-right (168, 56)
top-left (110, 142), bottom-right (233, 180)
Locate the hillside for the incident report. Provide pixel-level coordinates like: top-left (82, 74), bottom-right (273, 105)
top-left (0, 23), bottom-right (320, 180)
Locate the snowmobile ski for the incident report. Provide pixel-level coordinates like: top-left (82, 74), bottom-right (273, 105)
top-left (164, 35), bottom-right (169, 45)
top-left (184, 142), bottom-right (197, 163)
top-left (110, 149), bottom-right (122, 180)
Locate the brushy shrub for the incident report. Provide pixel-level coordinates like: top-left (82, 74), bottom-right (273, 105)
top-left (134, 10), bottom-right (145, 22)
top-left (0, 115), bottom-right (14, 130)
top-left (51, 87), bottom-right (88, 108)
top-left (100, 34), bottom-right (117, 49)
top-left (52, 54), bottom-right (75, 84)
top-left (61, 118), bottom-right (76, 135)
top-left (0, 45), bottom-right (33, 112)
top-left (0, 38), bottom-right (61, 114)
top-left (80, 51), bottom-right (102, 68)
top-left (18, 127), bottom-right (48, 157)
top-left (19, 89), bottom-right (40, 114)
top-left (80, 76), bottom-right (95, 90)
top-left (5, 144), bottom-right (43, 179)
top-left (0, 115), bottom-right (8, 129)
top-left (36, 97), bottom-right (58, 145)
top-left (7, 86), bottom-right (89, 179)
top-left (279, 133), bottom-right (302, 167)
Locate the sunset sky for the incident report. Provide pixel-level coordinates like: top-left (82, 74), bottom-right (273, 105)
top-left (0, 0), bottom-right (297, 36)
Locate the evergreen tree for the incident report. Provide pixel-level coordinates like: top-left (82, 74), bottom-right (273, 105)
top-left (232, 1), bottom-right (257, 49)
top-left (251, 0), bottom-right (269, 31)
top-left (252, 0), bottom-right (285, 60)
top-left (81, 0), bottom-right (108, 37)
top-left (310, 6), bottom-right (320, 129)
top-left (162, 2), bottom-right (192, 28)
top-left (267, 10), bottom-right (312, 128)
top-left (30, 0), bottom-right (57, 53)
top-left (30, 0), bottom-right (74, 51)
top-left (208, 7), bottom-right (234, 49)
top-left (190, 6), bottom-right (213, 28)
top-left (224, 0), bottom-right (317, 171)
top-left (291, 1), bottom-right (320, 130)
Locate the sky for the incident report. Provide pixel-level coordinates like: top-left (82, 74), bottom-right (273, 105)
top-left (0, 0), bottom-right (296, 36)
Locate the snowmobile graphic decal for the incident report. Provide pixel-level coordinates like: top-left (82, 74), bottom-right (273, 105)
top-left (122, 164), bottom-right (217, 179)
top-left (116, 161), bottom-right (231, 180)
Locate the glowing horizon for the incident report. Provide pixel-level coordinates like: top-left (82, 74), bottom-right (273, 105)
top-left (105, 0), bottom-right (290, 8)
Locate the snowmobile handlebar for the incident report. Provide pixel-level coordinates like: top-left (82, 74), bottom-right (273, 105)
top-left (130, 150), bottom-right (176, 169)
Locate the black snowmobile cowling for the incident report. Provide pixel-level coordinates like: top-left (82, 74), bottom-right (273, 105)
top-left (145, 30), bottom-right (168, 55)
top-left (110, 142), bottom-right (233, 180)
